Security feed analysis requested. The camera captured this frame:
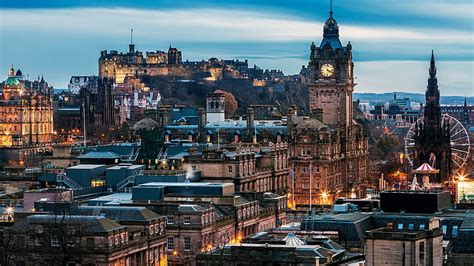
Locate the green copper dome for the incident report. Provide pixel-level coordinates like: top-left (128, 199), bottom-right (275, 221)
top-left (4, 76), bottom-right (20, 87)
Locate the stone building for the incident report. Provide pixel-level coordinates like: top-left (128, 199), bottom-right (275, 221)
top-left (3, 206), bottom-right (168, 266)
top-left (0, 66), bottom-right (54, 167)
top-left (185, 143), bottom-right (289, 194)
top-left (98, 37), bottom-right (258, 84)
top-left (288, 8), bottom-right (368, 207)
top-left (365, 218), bottom-right (443, 266)
top-left (126, 190), bottom-right (287, 265)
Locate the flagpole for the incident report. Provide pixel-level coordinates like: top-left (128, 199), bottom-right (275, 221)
top-left (309, 162), bottom-right (312, 211)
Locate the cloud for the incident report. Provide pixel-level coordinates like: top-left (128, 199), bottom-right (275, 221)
top-left (0, 6), bottom-right (472, 94)
top-left (1, 8), bottom-right (472, 43)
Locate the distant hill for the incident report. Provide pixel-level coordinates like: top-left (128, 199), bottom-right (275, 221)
top-left (354, 92), bottom-right (474, 105)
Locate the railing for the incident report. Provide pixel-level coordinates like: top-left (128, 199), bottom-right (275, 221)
top-left (116, 169), bottom-right (143, 192)
top-left (73, 186), bottom-right (108, 199)
top-left (142, 169), bottom-right (187, 176)
top-left (57, 173), bottom-right (83, 190)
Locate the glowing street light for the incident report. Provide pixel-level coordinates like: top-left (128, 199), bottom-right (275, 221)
top-left (458, 174), bottom-right (466, 200)
top-left (320, 191), bottom-right (329, 204)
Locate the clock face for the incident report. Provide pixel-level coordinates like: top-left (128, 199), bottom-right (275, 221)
top-left (321, 63), bottom-right (334, 77)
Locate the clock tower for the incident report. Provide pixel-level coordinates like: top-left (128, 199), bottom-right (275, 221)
top-left (308, 8), bottom-right (354, 131)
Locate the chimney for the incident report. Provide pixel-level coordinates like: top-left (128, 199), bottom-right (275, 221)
top-left (311, 108), bottom-right (324, 122)
top-left (198, 108), bottom-right (206, 142)
top-left (288, 105), bottom-right (297, 128)
top-left (247, 108), bottom-right (254, 132)
top-left (158, 105), bottom-right (172, 127)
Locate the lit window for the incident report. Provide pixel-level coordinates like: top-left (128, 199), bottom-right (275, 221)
top-left (442, 225), bottom-right (447, 235)
top-left (408, 224), bottom-right (414, 230)
top-left (419, 224), bottom-right (426, 230)
top-left (397, 223), bottom-right (403, 230)
top-left (184, 237), bottom-right (191, 251)
top-left (452, 225), bottom-right (459, 237)
top-left (184, 216), bottom-right (191, 225)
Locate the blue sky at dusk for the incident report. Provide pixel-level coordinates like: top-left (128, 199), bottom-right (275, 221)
top-left (0, 0), bottom-right (472, 95)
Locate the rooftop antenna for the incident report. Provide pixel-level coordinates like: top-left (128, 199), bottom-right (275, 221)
top-left (129, 29), bottom-right (135, 53)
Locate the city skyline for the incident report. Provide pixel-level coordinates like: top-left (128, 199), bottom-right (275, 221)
top-left (1, 0), bottom-right (473, 95)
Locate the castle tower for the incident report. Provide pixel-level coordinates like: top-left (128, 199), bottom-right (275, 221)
top-left (167, 46), bottom-right (182, 65)
top-left (206, 92), bottom-right (225, 124)
top-left (413, 51), bottom-right (452, 182)
top-left (307, 7), bottom-right (354, 133)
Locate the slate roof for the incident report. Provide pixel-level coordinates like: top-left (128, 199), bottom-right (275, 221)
top-left (78, 206), bottom-right (162, 223)
top-left (179, 204), bottom-right (207, 213)
top-left (18, 214), bottom-right (124, 234)
top-left (78, 151), bottom-right (120, 159)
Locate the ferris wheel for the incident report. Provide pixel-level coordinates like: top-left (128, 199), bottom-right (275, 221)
top-left (405, 114), bottom-right (471, 175)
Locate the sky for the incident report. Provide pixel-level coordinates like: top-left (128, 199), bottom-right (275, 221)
top-left (0, 0), bottom-right (473, 95)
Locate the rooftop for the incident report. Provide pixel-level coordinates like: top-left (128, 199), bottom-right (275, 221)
top-left (67, 164), bottom-right (106, 170)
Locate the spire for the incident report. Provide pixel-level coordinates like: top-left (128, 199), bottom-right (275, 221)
top-left (429, 50), bottom-right (436, 78)
top-left (320, 0), bottom-right (342, 49)
top-left (8, 65), bottom-right (14, 77)
top-left (464, 97), bottom-right (467, 107)
top-left (130, 28), bottom-right (133, 45)
top-left (330, 0), bottom-right (333, 17)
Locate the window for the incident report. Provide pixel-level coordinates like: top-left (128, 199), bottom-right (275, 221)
top-left (419, 242), bottom-right (425, 262)
top-left (167, 216), bottom-right (174, 225)
top-left (51, 237), bottom-right (60, 247)
top-left (452, 225), bottom-right (459, 237)
top-left (167, 237), bottom-right (174, 250)
top-left (184, 237), bottom-right (191, 251)
top-left (184, 216), bottom-right (191, 225)
top-left (408, 224), bottom-right (414, 230)
top-left (419, 224), bottom-right (426, 230)
top-left (109, 236), bottom-right (113, 247)
top-left (115, 235), bottom-right (119, 245)
top-left (397, 223), bottom-right (403, 230)
top-left (228, 166), bottom-right (233, 173)
top-left (192, 165), bottom-right (196, 171)
top-left (442, 225), bottom-right (447, 235)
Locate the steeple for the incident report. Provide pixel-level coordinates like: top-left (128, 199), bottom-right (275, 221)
top-left (320, 0), bottom-right (342, 49)
top-left (426, 50), bottom-right (439, 97)
top-left (429, 50), bottom-right (436, 78)
top-left (424, 50), bottom-right (441, 130)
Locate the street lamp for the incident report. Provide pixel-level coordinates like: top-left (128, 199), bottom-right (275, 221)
top-left (321, 191), bottom-right (328, 205)
top-left (458, 174), bottom-right (466, 201)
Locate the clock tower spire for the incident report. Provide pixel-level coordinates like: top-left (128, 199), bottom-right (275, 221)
top-left (307, 2), bottom-right (354, 130)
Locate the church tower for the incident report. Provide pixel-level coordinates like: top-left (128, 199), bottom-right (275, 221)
top-left (307, 6), bottom-right (354, 132)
